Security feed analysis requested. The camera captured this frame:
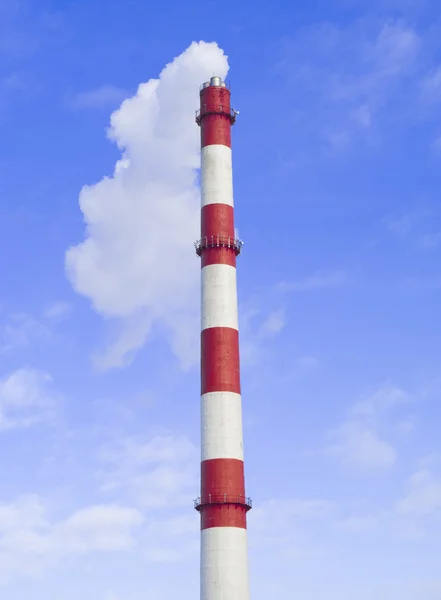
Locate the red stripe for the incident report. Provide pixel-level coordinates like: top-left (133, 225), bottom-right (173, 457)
top-left (200, 458), bottom-right (247, 530)
top-left (199, 204), bottom-right (236, 267)
top-left (201, 327), bottom-right (240, 394)
top-left (201, 248), bottom-right (236, 268)
top-left (200, 87), bottom-right (232, 149)
top-left (201, 458), bottom-right (245, 498)
top-left (201, 115), bottom-right (231, 148)
top-left (201, 204), bottom-right (235, 239)
top-left (201, 504), bottom-right (247, 529)
top-left (200, 86), bottom-right (231, 112)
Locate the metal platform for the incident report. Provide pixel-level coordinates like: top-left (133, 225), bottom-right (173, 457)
top-left (195, 235), bottom-right (243, 257)
top-left (194, 495), bottom-right (252, 512)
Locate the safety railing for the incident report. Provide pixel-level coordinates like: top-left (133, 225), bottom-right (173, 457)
top-left (195, 105), bottom-right (236, 125)
top-left (194, 495), bottom-right (252, 512)
top-left (195, 235), bottom-right (243, 257)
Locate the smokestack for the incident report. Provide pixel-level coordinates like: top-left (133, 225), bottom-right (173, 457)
top-left (194, 77), bottom-right (251, 599)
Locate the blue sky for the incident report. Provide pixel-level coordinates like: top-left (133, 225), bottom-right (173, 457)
top-left (1, 0), bottom-right (441, 598)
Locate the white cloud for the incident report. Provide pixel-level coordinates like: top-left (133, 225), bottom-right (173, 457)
top-left (43, 301), bottom-right (72, 320)
top-left (336, 514), bottom-right (379, 532)
top-left (55, 504), bottom-right (142, 553)
top-left (327, 385), bottom-right (410, 469)
top-left (0, 313), bottom-right (50, 354)
top-left (67, 85), bottom-right (130, 110)
top-left (368, 20), bottom-right (420, 75)
top-left (101, 434), bottom-right (195, 466)
top-left (396, 417), bottom-right (415, 434)
top-left (383, 209), bottom-right (434, 238)
top-left (385, 212), bottom-right (417, 236)
top-left (0, 367), bottom-right (57, 430)
top-left (239, 305), bottom-right (286, 367)
top-left (0, 433), bottom-right (201, 582)
top-left (0, 494), bottom-right (46, 532)
top-left (277, 270), bottom-right (346, 292)
top-left (350, 103), bottom-right (372, 127)
top-left (333, 508), bottom-right (421, 539)
top-left (92, 314), bottom-right (153, 371)
top-left (237, 302), bottom-right (318, 373)
top-left (250, 496), bottom-right (333, 559)
top-left (252, 497), bottom-right (333, 542)
top-left (97, 434), bottom-right (199, 565)
top-left (432, 135), bottom-right (441, 155)
top-left (255, 498), bottom-right (331, 522)
top-left (144, 514), bottom-right (198, 564)
top-left (418, 454), bottom-right (441, 469)
top-left (351, 385), bottom-right (409, 416)
top-left (0, 495), bottom-right (143, 582)
top-left (278, 20), bottom-right (420, 151)
top-left (0, 307), bottom-right (72, 353)
top-left (99, 434), bottom-right (197, 508)
top-left (419, 229), bottom-right (441, 248)
top-left (397, 469), bottom-right (441, 516)
top-left (66, 41), bottom-right (229, 371)
top-left (257, 309), bottom-right (286, 338)
top-left (328, 421), bottom-right (397, 468)
top-left (420, 66), bottom-right (441, 104)
top-left (295, 355), bottom-right (321, 370)
top-left (383, 208), bottom-right (441, 251)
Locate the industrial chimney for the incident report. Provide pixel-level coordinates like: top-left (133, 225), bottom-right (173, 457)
top-left (194, 76), bottom-right (251, 600)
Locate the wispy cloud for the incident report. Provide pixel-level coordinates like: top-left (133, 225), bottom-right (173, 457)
top-left (256, 308), bottom-right (286, 338)
top-left (96, 433), bottom-right (199, 565)
top-left (351, 385), bottom-right (409, 416)
top-left (240, 306), bottom-right (286, 367)
top-left (98, 434), bottom-right (197, 509)
top-left (254, 497), bottom-right (332, 523)
top-left (384, 211), bottom-right (421, 237)
top-left (66, 85), bottom-right (130, 110)
top-left (328, 421), bottom-right (398, 469)
top-left (277, 270), bottom-right (346, 293)
top-left (396, 469), bottom-right (441, 516)
top-left (399, 275), bottom-right (441, 293)
top-left (338, 464), bottom-right (441, 540)
top-left (432, 134), bottom-right (441, 154)
top-left (335, 514), bottom-right (380, 532)
top-left (383, 208), bottom-right (441, 249)
top-left (0, 367), bottom-right (58, 431)
top-left (295, 355), bottom-right (321, 371)
top-left (0, 313), bottom-right (51, 354)
top-left (43, 301), bottom-right (72, 321)
top-left (144, 513), bottom-right (198, 563)
top-left (327, 384), bottom-right (411, 469)
top-left (239, 277), bottom-right (328, 369)
top-left (419, 230), bottom-right (441, 248)
top-left (0, 495), bottom-right (143, 583)
top-left (250, 496), bottom-right (334, 560)
top-left (420, 66), bottom-right (441, 104)
top-left (383, 207), bottom-right (435, 236)
top-left (0, 307), bottom-right (71, 354)
top-left (277, 19), bottom-right (421, 151)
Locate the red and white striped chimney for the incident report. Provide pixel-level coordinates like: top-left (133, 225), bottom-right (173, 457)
top-left (194, 76), bottom-right (251, 600)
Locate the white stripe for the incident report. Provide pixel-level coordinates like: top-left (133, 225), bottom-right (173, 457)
top-left (201, 527), bottom-right (249, 600)
top-left (201, 392), bottom-right (244, 461)
top-left (201, 264), bottom-right (238, 330)
top-left (201, 145), bottom-right (233, 207)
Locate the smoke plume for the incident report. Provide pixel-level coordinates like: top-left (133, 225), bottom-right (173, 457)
top-left (66, 42), bottom-right (229, 370)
